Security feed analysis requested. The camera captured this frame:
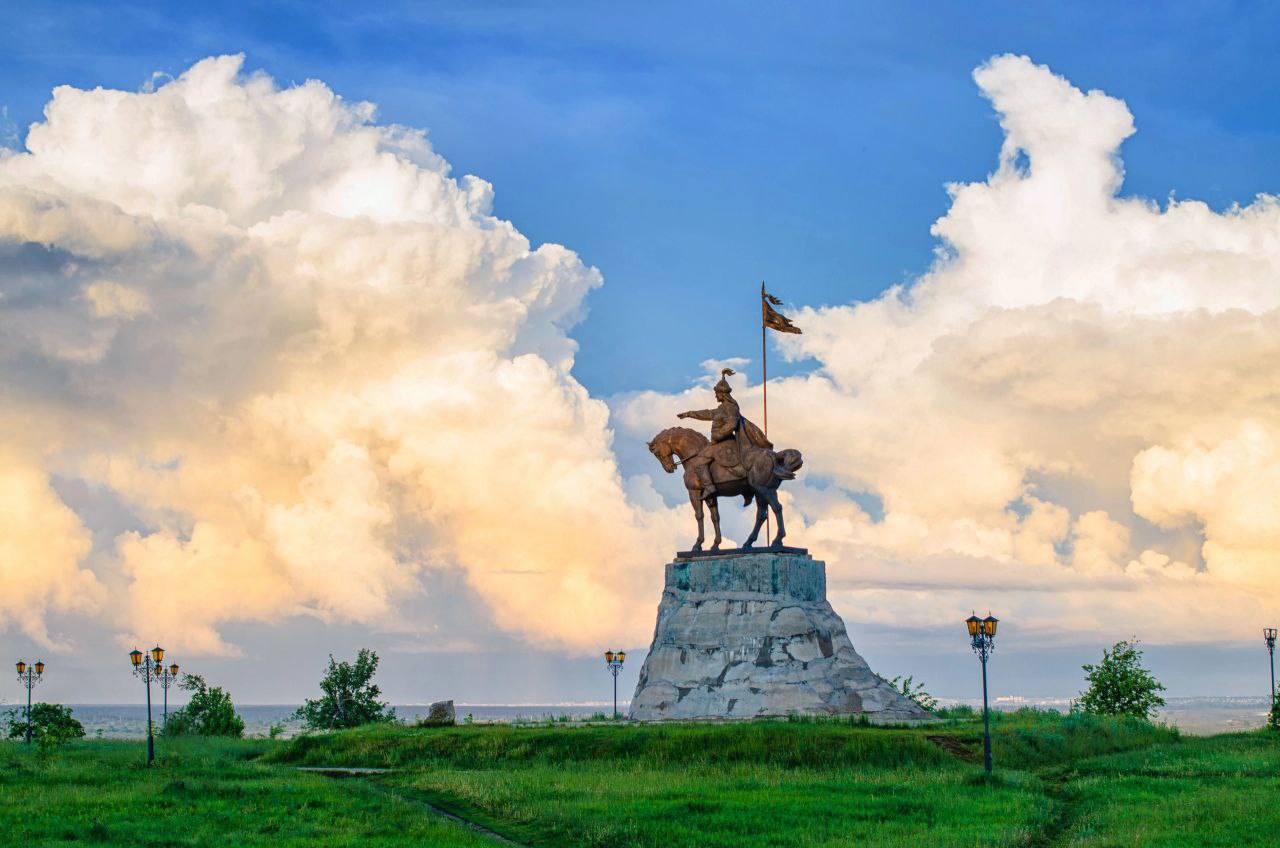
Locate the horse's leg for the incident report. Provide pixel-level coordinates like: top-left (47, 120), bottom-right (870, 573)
top-left (766, 487), bottom-right (786, 548)
top-left (689, 490), bottom-right (705, 552)
top-left (742, 488), bottom-right (768, 549)
top-left (708, 497), bottom-right (723, 551)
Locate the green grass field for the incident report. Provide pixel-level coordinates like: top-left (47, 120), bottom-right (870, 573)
top-left (4, 711), bottom-right (1277, 847)
top-left (0, 737), bottom-right (493, 847)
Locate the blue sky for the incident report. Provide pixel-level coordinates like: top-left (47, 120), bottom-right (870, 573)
top-left (6, 1), bottom-right (1280, 395)
top-left (4, 3), bottom-right (1280, 707)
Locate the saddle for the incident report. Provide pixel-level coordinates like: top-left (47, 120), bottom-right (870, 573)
top-left (703, 439), bottom-right (747, 481)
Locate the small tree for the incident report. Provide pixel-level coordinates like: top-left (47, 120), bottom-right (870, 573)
top-left (6, 703), bottom-right (85, 750)
top-left (1078, 639), bottom-right (1166, 720)
top-left (164, 674), bottom-right (245, 737)
top-left (294, 649), bottom-right (396, 730)
top-left (1268, 686), bottom-right (1279, 732)
top-left (888, 675), bottom-right (938, 711)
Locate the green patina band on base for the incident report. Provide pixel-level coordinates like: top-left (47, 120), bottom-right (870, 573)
top-left (630, 551), bottom-right (934, 723)
top-left (666, 553), bottom-right (824, 603)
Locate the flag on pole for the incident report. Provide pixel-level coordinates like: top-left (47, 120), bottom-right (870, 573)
top-left (762, 287), bottom-right (802, 334)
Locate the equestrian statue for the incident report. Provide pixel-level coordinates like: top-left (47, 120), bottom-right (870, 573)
top-left (648, 368), bottom-right (803, 552)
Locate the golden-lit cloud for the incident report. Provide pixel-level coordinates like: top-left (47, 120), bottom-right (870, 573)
top-left (0, 55), bottom-right (679, 654)
top-left (4, 52), bottom-right (1278, 658)
top-left (0, 452), bottom-right (100, 648)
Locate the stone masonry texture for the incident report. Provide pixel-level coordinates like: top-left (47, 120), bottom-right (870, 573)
top-left (629, 552), bottom-right (932, 722)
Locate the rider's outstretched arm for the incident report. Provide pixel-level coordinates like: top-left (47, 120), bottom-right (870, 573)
top-left (677, 409), bottom-right (716, 421)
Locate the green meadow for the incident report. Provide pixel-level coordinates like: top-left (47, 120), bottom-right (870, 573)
top-left (3, 711), bottom-right (1277, 847)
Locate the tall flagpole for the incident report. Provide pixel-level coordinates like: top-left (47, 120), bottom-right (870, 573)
top-left (761, 281), bottom-right (768, 436)
top-left (761, 281), bottom-right (770, 543)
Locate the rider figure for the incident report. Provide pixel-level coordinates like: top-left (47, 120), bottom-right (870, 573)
top-left (677, 368), bottom-right (745, 497)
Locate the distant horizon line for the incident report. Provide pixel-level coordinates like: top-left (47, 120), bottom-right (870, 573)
top-left (45, 695), bottom-right (1274, 708)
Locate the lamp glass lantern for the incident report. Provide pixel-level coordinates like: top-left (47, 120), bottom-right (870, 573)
top-left (34, 661), bottom-right (45, 676)
top-left (965, 615), bottom-right (981, 638)
top-left (617, 651), bottom-right (626, 664)
top-left (150, 646), bottom-right (165, 665)
top-left (15, 660), bottom-right (26, 675)
top-left (130, 648), bottom-right (143, 668)
top-left (604, 650), bottom-right (615, 664)
top-left (169, 663), bottom-right (180, 678)
top-left (983, 615), bottom-right (999, 638)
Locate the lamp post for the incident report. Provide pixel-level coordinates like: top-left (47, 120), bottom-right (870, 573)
top-left (966, 613), bottom-right (999, 774)
top-left (14, 660), bottom-right (45, 745)
top-left (603, 650), bottom-right (626, 719)
top-left (1265, 628), bottom-right (1277, 706)
top-left (157, 662), bottom-right (181, 728)
top-left (129, 645), bottom-right (165, 764)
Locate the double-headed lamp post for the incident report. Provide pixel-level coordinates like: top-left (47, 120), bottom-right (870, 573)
top-left (965, 613), bottom-right (999, 774)
top-left (129, 646), bottom-right (166, 764)
top-left (604, 650), bottom-right (626, 719)
top-left (157, 662), bottom-right (181, 728)
top-left (14, 660), bottom-right (45, 745)
top-left (1265, 628), bottom-right (1277, 705)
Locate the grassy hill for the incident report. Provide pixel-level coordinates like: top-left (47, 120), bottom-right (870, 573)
top-left (4, 710), bottom-right (1277, 846)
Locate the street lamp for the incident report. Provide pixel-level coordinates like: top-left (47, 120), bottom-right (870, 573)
top-left (129, 645), bottom-right (165, 764)
top-left (1265, 628), bottom-right (1277, 707)
top-left (157, 662), bottom-right (181, 728)
top-left (603, 650), bottom-right (626, 719)
top-left (14, 660), bottom-right (45, 745)
top-left (966, 612), bottom-right (999, 774)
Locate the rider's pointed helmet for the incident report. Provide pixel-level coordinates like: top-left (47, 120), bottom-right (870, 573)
top-left (714, 368), bottom-right (735, 396)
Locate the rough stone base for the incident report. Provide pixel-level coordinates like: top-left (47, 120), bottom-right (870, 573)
top-left (629, 552), bottom-right (931, 722)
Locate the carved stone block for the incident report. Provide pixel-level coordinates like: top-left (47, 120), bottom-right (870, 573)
top-left (629, 552), bottom-right (932, 722)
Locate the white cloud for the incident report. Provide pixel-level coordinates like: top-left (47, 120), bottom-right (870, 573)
top-left (619, 54), bottom-right (1280, 641)
top-left (4, 51), bottom-right (1278, 660)
top-left (0, 55), bottom-right (680, 655)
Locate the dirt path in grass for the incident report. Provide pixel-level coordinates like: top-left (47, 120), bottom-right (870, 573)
top-left (310, 769), bottom-right (528, 846)
top-left (924, 734), bottom-right (977, 760)
top-left (1021, 772), bottom-right (1079, 848)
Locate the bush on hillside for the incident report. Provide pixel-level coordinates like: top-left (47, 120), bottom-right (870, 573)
top-left (5, 703), bottom-right (85, 750)
top-left (1077, 639), bottom-right (1166, 720)
top-left (164, 674), bottom-right (245, 738)
top-left (294, 649), bottom-right (396, 730)
top-left (888, 675), bottom-right (938, 711)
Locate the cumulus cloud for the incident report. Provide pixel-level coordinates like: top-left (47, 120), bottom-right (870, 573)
top-left (0, 55), bottom-right (679, 654)
top-left (0, 452), bottom-right (100, 648)
top-left (5, 52), bottom-right (1277, 658)
top-left (619, 54), bottom-right (1280, 642)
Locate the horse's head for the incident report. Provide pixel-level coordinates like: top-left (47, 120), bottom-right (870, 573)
top-left (648, 437), bottom-right (677, 474)
top-left (776, 448), bottom-right (803, 475)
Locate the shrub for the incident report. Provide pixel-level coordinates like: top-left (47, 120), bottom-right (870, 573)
top-left (294, 649), bottom-right (396, 730)
top-left (164, 674), bottom-right (245, 737)
top-left (888, 675), bottom-right (938, 711)
top-left (1078, 639), bottom-right (1166, 720)
top-left (6, 703), bottom-right (85, 750)
top-left (1268, 687), bottom-right (1279, 732)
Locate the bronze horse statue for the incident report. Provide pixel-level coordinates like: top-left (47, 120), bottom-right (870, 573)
top-left (648, 424), bottom-right (803, 552)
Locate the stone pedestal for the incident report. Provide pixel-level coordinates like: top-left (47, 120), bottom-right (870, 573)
top-left (628, 551), bottom-right (930, 722)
